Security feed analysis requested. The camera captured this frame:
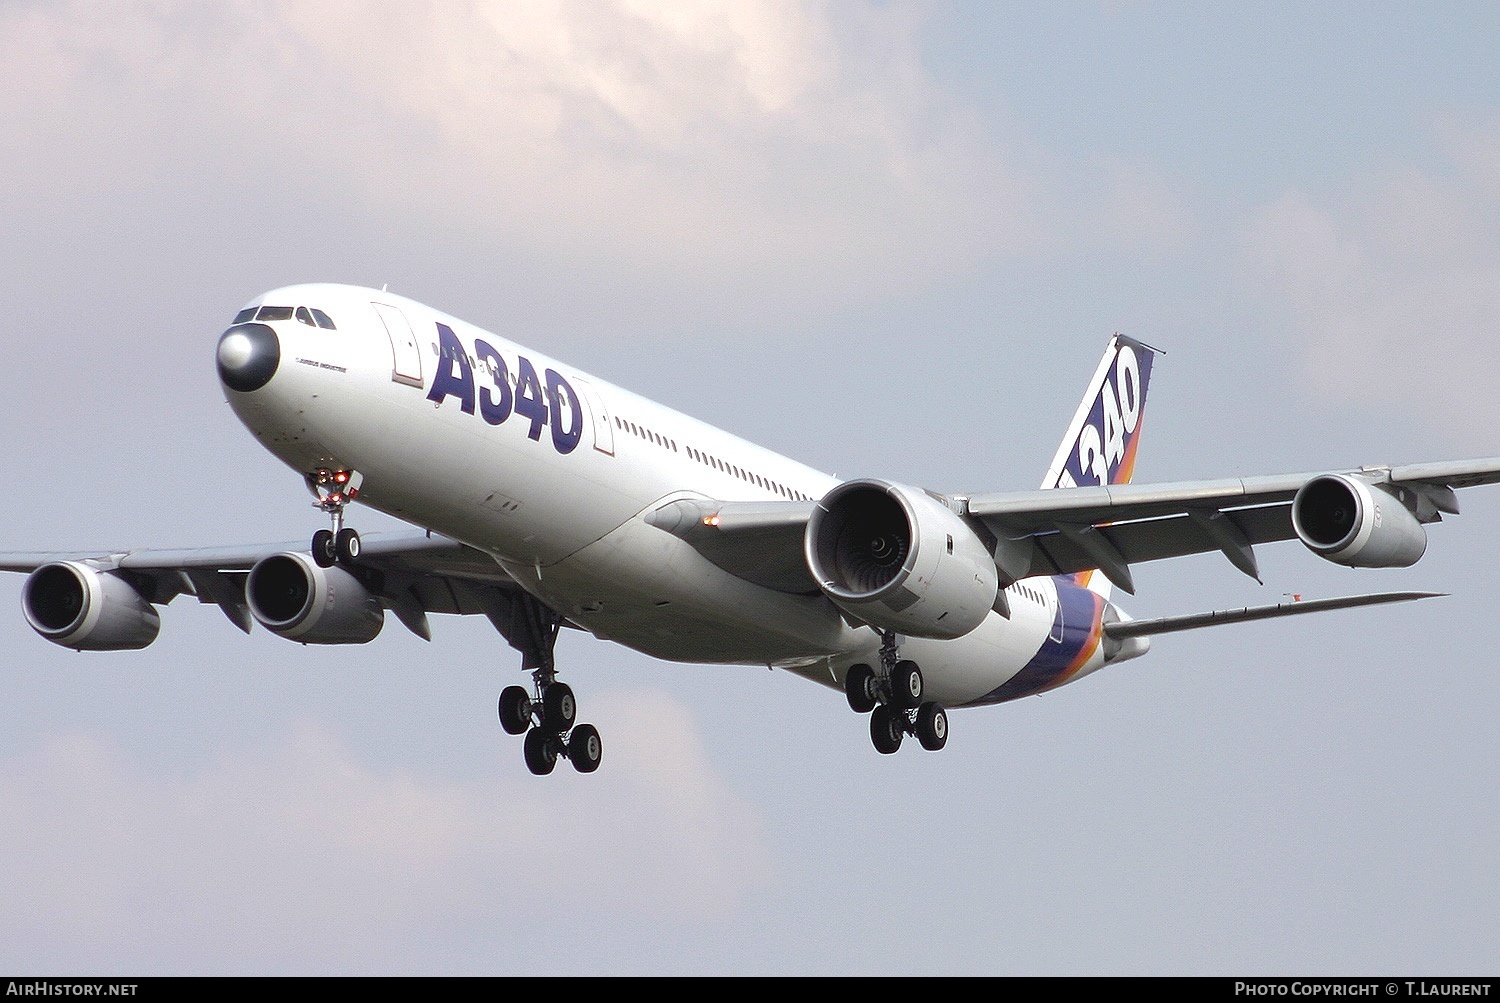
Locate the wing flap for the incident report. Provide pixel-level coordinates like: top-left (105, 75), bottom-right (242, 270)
top-left (1023, 504), bottom-right (1293, 582)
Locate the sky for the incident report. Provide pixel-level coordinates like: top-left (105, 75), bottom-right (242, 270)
top-left (1, 0), bottom-right (1499, 975)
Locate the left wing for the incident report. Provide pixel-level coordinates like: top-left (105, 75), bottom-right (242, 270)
top-left (654, 457), bottom-right (1500, 597)
top-left (651, 329), bottom-right (1500, 599)
top-left (963, 457), bottom-right (1500, 593)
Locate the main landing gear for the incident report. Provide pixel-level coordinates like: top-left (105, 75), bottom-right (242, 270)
top-left (498, 677), bottom-right (602, 775)
top-left (490, 592), bottom-right (602, 776)
top-left (307, 467), bottom-right (363, 568)
top-left (844, 632), bottom-right (948, 755)
top-left (296, 467), bottom-right (598, 775)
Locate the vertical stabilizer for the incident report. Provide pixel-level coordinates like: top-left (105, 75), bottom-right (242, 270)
top-left (1042, 334), bottom-right (1160, 597)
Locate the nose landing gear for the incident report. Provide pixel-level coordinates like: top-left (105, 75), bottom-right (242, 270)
top-left (844, 632), bottom-right (949, 755)
top-left (307, 468), bottom-right (363, 568)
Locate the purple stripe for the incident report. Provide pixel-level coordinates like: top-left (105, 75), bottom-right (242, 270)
top-left (966, 581), bottom-right (1102, 706)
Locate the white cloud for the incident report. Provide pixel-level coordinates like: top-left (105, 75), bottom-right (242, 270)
top-left (0, 690), bottom-right (772, 970)
top-left (0, 1), bottom-right (1037, 310)
top-left (1241, 123), bottom-right (1500, 445)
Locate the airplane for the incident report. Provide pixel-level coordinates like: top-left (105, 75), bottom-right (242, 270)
top-left (5, 282), bottom-right (1498, 775)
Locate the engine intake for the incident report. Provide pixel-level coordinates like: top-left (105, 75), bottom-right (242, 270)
top-left (1291, 474), bottom-right (1427, 568)
top-left (246, 552), bottom-right (384, 644)
top-left (805, 479), bottom-right (998, 639)
top-left (22, 562), bottom-right (160, 650)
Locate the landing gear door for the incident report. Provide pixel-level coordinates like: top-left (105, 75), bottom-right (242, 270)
top-left (372, 302), bottom-right (423, 388)
top-left (571, 377), bottom-right (615, 456)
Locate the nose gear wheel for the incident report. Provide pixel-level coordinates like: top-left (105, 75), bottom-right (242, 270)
top-left (306, 468), bottom-right (364, 568)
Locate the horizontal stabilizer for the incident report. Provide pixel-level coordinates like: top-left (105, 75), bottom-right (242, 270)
top-left (1104, 591), bottom-right (1444, 639)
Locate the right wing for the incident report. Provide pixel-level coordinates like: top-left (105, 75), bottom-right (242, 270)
top-left (1, 529), bottom-right (547, 650)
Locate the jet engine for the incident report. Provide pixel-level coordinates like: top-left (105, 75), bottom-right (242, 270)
top-left (22, 562), bottom-right (161, 651)
top-left (805, 479), bottom-right (998, 639)
top-left (1291, 474), bottom-right (1427, 568)
top-left (246, 552), bottom-right (385, 644)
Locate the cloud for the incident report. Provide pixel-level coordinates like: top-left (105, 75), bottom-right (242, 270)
top-left (0, 690), bottom-right (772, 971)
top-left (0, 0), bottom-right (1038, 312)
top-left (1240, 120), bottom-right (1500, 444)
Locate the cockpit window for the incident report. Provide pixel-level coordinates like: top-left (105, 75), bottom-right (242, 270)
top-left (236, 304), bottom-right (336, 329)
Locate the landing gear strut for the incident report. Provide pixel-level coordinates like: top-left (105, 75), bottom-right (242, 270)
top-left (489, 592), bottom-right (602, 775)
top-left (307, 467), bottom-right (363, 568)
top-left (843, 631), bottom-right (948, 755)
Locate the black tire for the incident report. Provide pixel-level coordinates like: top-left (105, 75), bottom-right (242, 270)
top-left (915, 702), bottom-right (948, 751)
top-left (891, 660), bottom-right (924, 709)
top-left (311, 529), bottom-right (336, 568)
top-left (335, 527), bottom-right (361, 564)
top-left (844, 663), bottom-right (877, 714)
top-left (870, 705), bottom-right (904, 755)
top-left (523, 728), bottom-right (556, 775)
top-left (498, 685), bottom-right (532, 735)
top-left (568, 724), bottom-right (602, 773)
top-left (542, 682), bottom-right (576, 732)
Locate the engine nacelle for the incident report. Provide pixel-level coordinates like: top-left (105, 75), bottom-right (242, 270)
top-left (246, 552), bottom-right (384, 644)
top-left (22, 562), bottom-right (161, 651)
top-left (1291, 474), bottom-right (1427, 568)
top-left (805, 479), bottom-right (998, 639)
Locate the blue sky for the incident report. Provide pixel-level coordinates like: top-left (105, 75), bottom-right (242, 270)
top-left (1, 1), bottom-right (1498, 974)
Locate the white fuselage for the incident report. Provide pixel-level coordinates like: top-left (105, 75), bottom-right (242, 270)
top-left (225, 283), bottom-right (1117, 708)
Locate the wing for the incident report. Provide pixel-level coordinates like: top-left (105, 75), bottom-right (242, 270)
top-left (649, 457), bottom-right (1500, 597)
top-left (1, 530), bottom-right (536, 643)
top-left (964, 457), bottom-right (1500, 593)
top-left (646, 498), bottom-right (819, 593)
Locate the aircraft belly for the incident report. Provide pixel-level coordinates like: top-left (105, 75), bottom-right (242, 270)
top-left (502, 517), bottom-right (860, 664)
top-left (791, 582), bottom-right (1110, 709)
top-left (952, 582), bottom-right (1109, 706)
top-left (896, 601), bottom-right (1058, 706)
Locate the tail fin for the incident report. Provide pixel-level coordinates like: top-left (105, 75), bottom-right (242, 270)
top-left (1042, 334), bottom-right (1161, 596)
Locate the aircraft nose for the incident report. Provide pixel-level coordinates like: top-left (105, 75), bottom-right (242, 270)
top-left (217, 323), bottom-right (280, 393)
